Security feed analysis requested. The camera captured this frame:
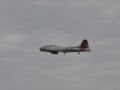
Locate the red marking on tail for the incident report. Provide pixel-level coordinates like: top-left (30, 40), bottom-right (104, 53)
top-left (80, 39), bottom-right (89, 49)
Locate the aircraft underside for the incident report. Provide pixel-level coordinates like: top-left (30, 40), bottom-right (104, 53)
top-left (50, 51), bottom-right (58, 54)
top-left (49, 50), bottom-right (80, 54)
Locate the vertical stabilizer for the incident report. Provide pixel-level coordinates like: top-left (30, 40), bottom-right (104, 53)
top-left (80, 39), bottom-right (89, 49)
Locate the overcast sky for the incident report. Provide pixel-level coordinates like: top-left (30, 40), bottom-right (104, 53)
top-left (0, 0), bottom-right (120, 90)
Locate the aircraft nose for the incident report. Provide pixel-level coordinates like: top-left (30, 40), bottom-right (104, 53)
top-left (40, 48), bottom-right (43, 51)
top-left (40, 47), bottom-right (45, 51)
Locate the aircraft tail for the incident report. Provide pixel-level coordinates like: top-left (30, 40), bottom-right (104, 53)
top-left (80, 39), bottom-right (89, 49)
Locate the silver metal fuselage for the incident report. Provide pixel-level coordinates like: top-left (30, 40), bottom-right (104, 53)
top-left (40, 45), bottom-right (90, 54)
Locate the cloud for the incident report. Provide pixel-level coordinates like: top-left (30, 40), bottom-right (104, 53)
top-left (0, 0), bottom-right (120, 90)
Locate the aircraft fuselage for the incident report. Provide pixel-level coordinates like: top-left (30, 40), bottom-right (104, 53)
top-left (40, 39), bottom-right (90, 54)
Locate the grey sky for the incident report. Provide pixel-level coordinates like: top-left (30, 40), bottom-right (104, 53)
top-left (0, 0), bottom-right (120, 90)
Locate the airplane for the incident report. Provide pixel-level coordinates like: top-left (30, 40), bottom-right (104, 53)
top-left (40, 39), bottom-right (90, 55)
